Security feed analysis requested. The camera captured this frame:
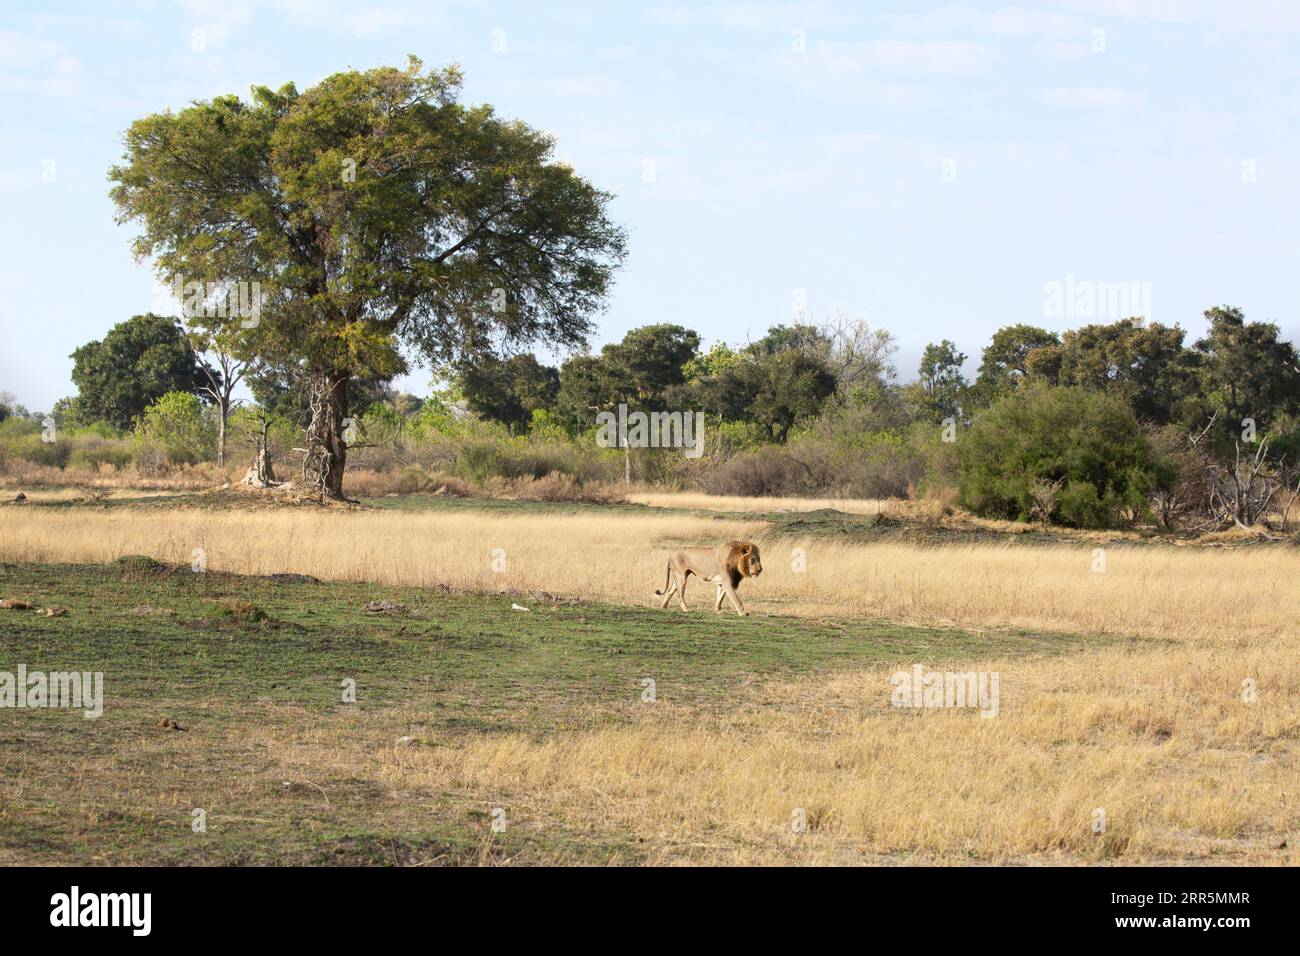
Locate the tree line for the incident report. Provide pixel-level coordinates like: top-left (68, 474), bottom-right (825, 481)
top-left (5, 58), bottom-right (1298, 529)
top-left (14, 299), bottom-right (1299, 531)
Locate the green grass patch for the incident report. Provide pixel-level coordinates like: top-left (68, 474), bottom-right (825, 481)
top-left (0, 560), bottom-right (1111, 865)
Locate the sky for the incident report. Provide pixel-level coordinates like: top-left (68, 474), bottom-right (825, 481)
top-left (2, 0), bottom-right (1299, 412)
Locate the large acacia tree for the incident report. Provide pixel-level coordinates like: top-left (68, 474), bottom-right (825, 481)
top-left (110, 58), bottom-right (626, 498)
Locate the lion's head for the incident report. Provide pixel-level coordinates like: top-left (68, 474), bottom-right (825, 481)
top-left (728, 541), bottom-right (763, 578)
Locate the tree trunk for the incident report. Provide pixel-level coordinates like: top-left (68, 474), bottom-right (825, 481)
top-left (254, 418), bottom-right (275, 484)
top-left (304, 369), bottom-right (350, 500)
top-left (242, 417), bottom-right (277, 487)
top-left (216, 400), bottom-right (228, 468)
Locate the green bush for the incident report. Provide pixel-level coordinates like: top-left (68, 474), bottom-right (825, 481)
top-left (405, 396), bottom-right (464, 440)
top-left (456, 438), bottom-right (503, 482)
top-left (0, 416), bottom-right (43, 441)
top-left (393, 407), bottom-right (620, 484)
top-left (133, 391), bottom-right (216, 466)
top-left (0, 415), bottom-right (62, 469)
top-left (358, 402), bottom-right (403, 446)
top-left (67, 436), bottom-right (134, 471)
top-left (0, 416), bottom-right (135, 472)
top-left (957, 384), bottom-right (1175, 528)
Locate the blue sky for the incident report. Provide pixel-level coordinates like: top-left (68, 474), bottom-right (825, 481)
top-left (2, 0), bottom-right (1299, 411)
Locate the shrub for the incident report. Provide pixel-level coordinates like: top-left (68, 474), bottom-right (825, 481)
top-left (810, 432), bottom-right (926, 499)
top-left (1055, 479), bottom-right (1111, 528)
top-left (1028, 478), bottom-right (1062, 524)
top-left (134, 391), bottom-right (216, 466)
top-left (511, 471), bottom-right (622, 503)
top-left (0, 433), bottom-right (71, 468)
top-left (0, 416), bottom-right (43, 440)
top-left (702, 446), bottom-right (801, 496)
top-left (456, 439), bottom-right (503, 482)
top-left (405, 395), bottom-right (464, 440)
top-left (957, 384), bottom-right (1176, 528)
top-left (68, 436), bottom-right (134, 471)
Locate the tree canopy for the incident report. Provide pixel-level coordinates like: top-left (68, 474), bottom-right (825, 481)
top-left (69, 314), bottom-right (208, 430)
top-left (109, 58), bottom-right (626, 497)
top-left (1024, 318), bottom-right (1198, 425)
top-left (914, 339), bottom-right (968, 423)
top-left (973, 324), bottom-right (1059, 403)
top-left (456, 353), bottom-right (560, 432)
top-left (555, 324), bottom-right (701, 427)
top-left (1194, 306), bottom-right (1300, 449)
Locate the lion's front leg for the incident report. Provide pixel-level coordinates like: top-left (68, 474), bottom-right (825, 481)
top-left (714, 584), bottom-right (726, 612)
top-left (722, 583), bottom-right (747, 616)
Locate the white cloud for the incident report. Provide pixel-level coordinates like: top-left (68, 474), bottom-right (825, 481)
top-left (876, 5), bottom-right (1086, 37)
top-left (814, 39), bottom-right (999, 76)
top-left (818, 132), bottom-right (1068, 172)
top-left (178, 0), bottom-right (252, 47)
top-left (1057, 0), bottom-right (1300, 33)
top-left (273, 1), bottom-right (414, 37)
top-left (23, 14), bottom-right (145, 42)
top-left (0, 30), bottom-right (83, 96)
top-left (645, 3), bottom-right (853, 30)
top-left (779, 56), bottom-right (929, 105)
top-left (547, 74), bottom-right (618, 98)
top-left (1039, 85), bottom-right (1143, 108)
top-left (1042, 39), bottom-right (1090, 60)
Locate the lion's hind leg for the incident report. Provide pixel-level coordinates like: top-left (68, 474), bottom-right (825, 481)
top-left (655, 559), bottom-right (678, 609)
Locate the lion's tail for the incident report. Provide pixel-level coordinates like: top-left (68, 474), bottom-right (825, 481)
top-left (653, 560), bottom-right (672, 595)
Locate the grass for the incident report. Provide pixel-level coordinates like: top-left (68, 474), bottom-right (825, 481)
top-left (358, 493), bottom-right (658, 516)
top-left (627, 491), bottom-right (891, 514)
top-left (2, 498), bottom-right (1296, 640)
top-left (0, 561), bottom-right (1080, 865)
top-left (0, 491), bottom-right (1296, 865)
top-left (0, 560), bottom-right (1074, 705)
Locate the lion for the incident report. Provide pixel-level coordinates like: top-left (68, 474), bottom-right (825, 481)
top-left (654, 541), bottom-right (763, 616)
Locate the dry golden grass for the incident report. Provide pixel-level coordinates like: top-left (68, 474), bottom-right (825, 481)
top-left (0, 487), bottom-right (183, 503)
top-left (246, 635), bottom-right (1297, 864)
top-left (0, 462), bottom-right (230, 490)
top-left (2, 505), bottom-right (1295, 641)
top-left (628, 490), bottom-right (889, 514)
top-left (3, 498), bottom-right (1297, 864)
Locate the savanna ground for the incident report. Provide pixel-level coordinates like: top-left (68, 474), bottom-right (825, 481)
top-left (0, 486), bottom-right (1296, 865)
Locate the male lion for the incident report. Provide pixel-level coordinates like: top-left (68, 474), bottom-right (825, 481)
top-left (654, 541), bottom-right (762, 616)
